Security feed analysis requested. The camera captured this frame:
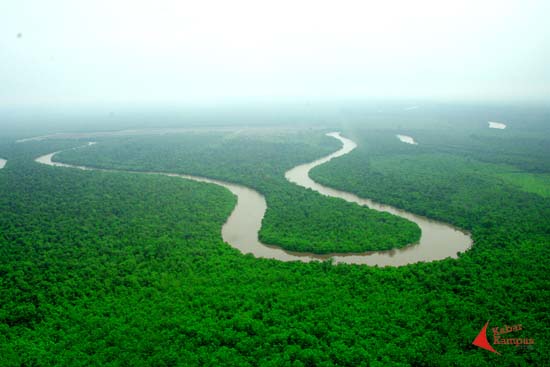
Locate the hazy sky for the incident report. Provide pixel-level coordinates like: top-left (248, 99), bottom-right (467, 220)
top-left (2, 0), bottom-right (549, 107)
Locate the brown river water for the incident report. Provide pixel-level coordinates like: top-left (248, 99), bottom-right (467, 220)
top-left (35, 133), bottom-right (472, 266)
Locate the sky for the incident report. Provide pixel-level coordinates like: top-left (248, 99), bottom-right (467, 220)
top-left (1, 0), bottom-right (550, 108)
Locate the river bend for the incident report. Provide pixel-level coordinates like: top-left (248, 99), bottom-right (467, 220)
top-left (35, 133), bottom-right (472, 266)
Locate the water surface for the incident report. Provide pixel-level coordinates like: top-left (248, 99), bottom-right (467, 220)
top-left (396, 134), bottom-right (418, 145)
top-left (488, 121), bottom-right (507, 129)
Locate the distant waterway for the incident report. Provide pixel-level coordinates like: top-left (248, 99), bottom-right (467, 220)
top-left (35, 132), bottom-right (472, 266)
top-left (488, 121), bottom-right (506, 129)
top-left (396, 134), bottom-right (418, 145)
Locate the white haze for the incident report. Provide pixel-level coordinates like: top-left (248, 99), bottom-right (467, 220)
top-left (1, 0), bottom-right (550, 108)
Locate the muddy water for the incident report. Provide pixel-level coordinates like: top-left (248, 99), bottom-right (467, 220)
top-left (286, 132), bottom-right (472, 266)
top-left (36, 132), bottom-right (472, 266)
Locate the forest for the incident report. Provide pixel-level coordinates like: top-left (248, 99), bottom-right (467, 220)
top-left (0, 118), bottom-right (549, 366)
top-left (55, 130), bottom-right (420, 254)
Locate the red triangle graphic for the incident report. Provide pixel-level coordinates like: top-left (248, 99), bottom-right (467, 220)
top-left (473, 320), bottom-right (500, 354)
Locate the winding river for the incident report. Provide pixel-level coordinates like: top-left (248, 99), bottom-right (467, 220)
top-left (35, 132), bottom-right (472, 266)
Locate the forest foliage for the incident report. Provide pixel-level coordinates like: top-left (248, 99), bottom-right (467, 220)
top-left (0, 121), bottom-right (549, 366)
top-left (55, 130), bottom-right (420, 253)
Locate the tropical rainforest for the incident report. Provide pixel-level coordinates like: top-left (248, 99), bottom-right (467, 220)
top-left (54, 130), bottom-right (420, 254)
top-left (0, 105), bottom-right (549, 366)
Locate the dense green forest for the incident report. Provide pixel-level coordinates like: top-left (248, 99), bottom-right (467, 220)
top-left (55, 130), bottom-right (420, 254)
top-left (0, 119), bottom-right (549, 366)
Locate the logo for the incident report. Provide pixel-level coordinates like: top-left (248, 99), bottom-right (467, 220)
top-left (472, 320), bottom-right (535, 354)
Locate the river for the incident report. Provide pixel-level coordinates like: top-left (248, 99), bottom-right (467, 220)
top-left (35, 132), bottom-right (472, 266)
